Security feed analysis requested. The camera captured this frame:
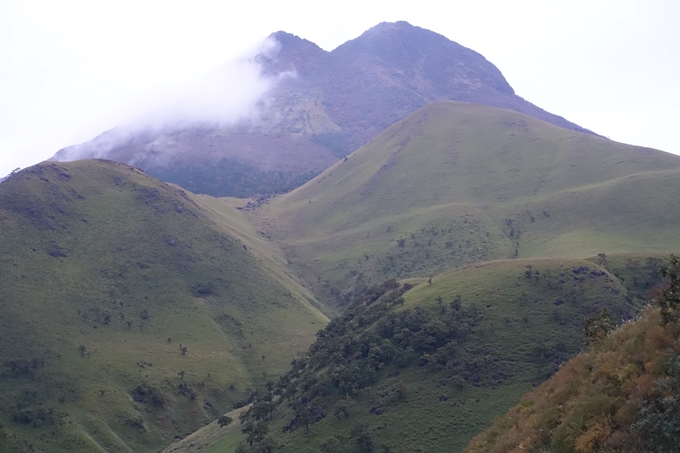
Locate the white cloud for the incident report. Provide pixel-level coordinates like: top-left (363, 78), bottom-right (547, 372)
top-left (53, 37), bottom-right (289, 162)
top-left (122, 37), bottom-right (283, 131)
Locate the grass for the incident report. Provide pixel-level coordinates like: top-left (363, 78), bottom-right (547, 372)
top-left (463, 305), bottom-right (680, 453)
top-left (160, 253), bottom-right (664, 453)
top-left (152, 102), bottom-right (680, 453)
top-left (256, 102), bottom-right (680, 309)
top-left (5, 102), bottom-right (680, 453)
top-left (0, 160), bottom-right (327, 453)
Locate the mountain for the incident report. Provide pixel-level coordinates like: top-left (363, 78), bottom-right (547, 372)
top-left (23, 101), bottom-right (680, 453)
top-left (51, 21), bottom-right (593, 198)
top-left (256, 101), bottom-right (680, 309)
top-left (0, 160), bottom-right (327, 453)
top-left (159, 253), bottom-right (667, 453)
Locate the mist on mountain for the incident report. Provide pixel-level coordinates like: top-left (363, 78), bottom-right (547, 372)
top-left (52, 21), bottom-right (596, 198)
top-left (53, 36), bottom-right (289, 164)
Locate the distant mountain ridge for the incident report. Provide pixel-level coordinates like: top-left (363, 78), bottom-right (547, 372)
top-left (52, 21), bottom-right (593, 197)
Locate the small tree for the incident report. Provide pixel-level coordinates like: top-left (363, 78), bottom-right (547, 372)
top-left (654, 254), bottom-right (680, 325)
top-left (351, 423), bottom-right (374, 452)
top-left (394, 380), bottom-right (406, 399)
top-left (435, 296), bottom-right (443, 309)
top-left (320, 437), bottom-right (343, 453)
top-left (450, 294), bottom-right (462, 311)
top-left (258, 436), bottom-right (276, 453)
top-left (244, 422), bottom-right (268, 446)
top-left (334, 398), bottom-right (354, 419)
top-left (293, 402), bottom-right (315, 433)
top-left (635, 353), bottom-right (680, 450)
top-left (583, 308), bottom-right (616, 346)
top-left (218, 415), bottom-right (233, 428)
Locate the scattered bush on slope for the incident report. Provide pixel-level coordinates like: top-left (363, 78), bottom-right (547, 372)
top-left (464, 256), bottom-right (680, 453)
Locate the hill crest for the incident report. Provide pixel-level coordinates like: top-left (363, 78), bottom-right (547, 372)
top-left (258, 101), bottom-right (680, 308)
top-left (0, 159), bottom-right (327, 452)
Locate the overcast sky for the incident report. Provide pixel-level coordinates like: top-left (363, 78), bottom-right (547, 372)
top-left (1, 0), bottom-right (678, 176)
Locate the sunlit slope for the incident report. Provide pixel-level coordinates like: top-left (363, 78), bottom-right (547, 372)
top-left (0, 160), bottom-right (327, 453)
top-left (262, 102), bottom-right (680, 305)
top-left (160, 253), bottom-right (663, 453)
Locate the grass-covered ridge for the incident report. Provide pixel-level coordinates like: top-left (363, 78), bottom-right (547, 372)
top-left (161, 253), bottom-right (665, 453)
top-left (257, 102), bottom-right (680, 308)
top-left (0, 160), bottom-right (327, 453)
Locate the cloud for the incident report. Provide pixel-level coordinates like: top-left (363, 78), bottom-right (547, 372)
top-left (135, 37), bottom-right (287, 130)
top-left (53, 36), bottom-right (288, 162)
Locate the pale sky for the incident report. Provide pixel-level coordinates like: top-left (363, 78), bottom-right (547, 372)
top-left (1, 0), bottom-right (678, 177)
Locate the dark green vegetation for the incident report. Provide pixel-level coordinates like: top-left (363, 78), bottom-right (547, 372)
top-left (0, 161), bottom-right (327, 452)
top-left (161, 254), bottom-right (670, 453)
top-left (260, 102), bottom-right (680, 309)
top-left (53, 21), bottom-right (591, 198)
top-left (149, 158), bottom-right (319, 199)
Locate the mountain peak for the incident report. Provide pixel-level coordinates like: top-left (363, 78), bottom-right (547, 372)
top-left (365, 20), bottom-right (418, 32)
top-left (52, 22), bottom-right (593, 198)
top-left (268, 30), bottom-right (311, 47)
top-left (263, 31), bottom-right (327, 75)
top-left (332, 21), bottom-right (515, 97)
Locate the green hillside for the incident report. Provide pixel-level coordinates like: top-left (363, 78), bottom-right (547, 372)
top-left (256, 102), bottom-right (680, 308)
top-left (5, 102), bottom-right (680, 453)
top-left (0, 161), bottom-right (327, 453)
top-left (463, 284), bottom-right (680, 453)
top-left (160, 253), bottom-right (666, 453)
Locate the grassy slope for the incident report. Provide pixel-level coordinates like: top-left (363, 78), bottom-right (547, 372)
top-left (462, 306), bottom-right (680, 453)
top-left (256, 102), bottom-right (680, 308)
top-left (0, 161), bottom-right (327, 453)
top-left (161, 253), bottom-right (667, 453)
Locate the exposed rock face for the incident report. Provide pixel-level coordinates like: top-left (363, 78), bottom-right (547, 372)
top-left (53, 21), bottom-right (592, 197)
